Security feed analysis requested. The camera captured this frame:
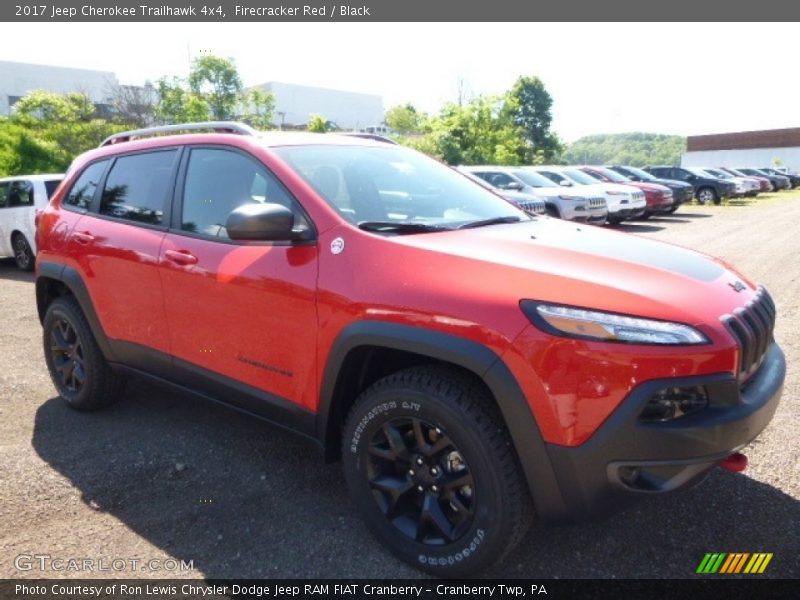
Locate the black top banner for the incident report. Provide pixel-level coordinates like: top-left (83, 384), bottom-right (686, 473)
top-left (2, 0), bottom-right (800, 22)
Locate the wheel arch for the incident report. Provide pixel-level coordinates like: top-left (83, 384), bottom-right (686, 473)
top-left (316, 320), bottom-right (568, 519)
top-left (36, 261), bottom-right (115, 361)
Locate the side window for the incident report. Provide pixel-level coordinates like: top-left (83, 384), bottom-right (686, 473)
top-left (64, 160), bottom-right (109, 210)
top-left (487, 173), bottom-right (515, 188)
top-left (0, 182), bottom-right (9, 208)
top-left (7, 181), bottom-right (34, 207)
top-left (99, 150), bottom-right (177, 225)
top-left (181, 148), bottom-right (306, 239)
top-left (671, 169), bottom-right (689, 181)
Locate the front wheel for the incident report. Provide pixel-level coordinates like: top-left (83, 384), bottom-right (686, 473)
top-left (696, 187), bottom-right (717, 205)
top-left (342, 366), bottom-right (534, 576)
top-left (12, 234), bottom-right (34, 271)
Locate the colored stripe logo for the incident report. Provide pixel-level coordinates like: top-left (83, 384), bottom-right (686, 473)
top-left (696, 553), bottom-right (773, 574)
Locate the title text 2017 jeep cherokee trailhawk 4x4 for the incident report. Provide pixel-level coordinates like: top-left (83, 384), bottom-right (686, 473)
top-left (35, 122), bottom-right (786, 577)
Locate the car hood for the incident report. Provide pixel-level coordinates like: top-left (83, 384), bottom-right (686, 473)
top-left (390, 218), bottom-right (755, 326)
top-left (625, 181), bottom-right (670, 193)
top-left (568, 182), bottom-right (637, 195)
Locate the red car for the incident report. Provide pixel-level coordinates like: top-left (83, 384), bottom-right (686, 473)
top-left (35, 123), bottom-right (785, 576)
top-left (580, 165), bottom-right (674, 217)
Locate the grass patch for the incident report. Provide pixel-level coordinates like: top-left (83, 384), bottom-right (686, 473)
top-left (682, 190), bottom-right (800, 210)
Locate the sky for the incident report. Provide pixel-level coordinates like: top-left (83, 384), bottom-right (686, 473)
top-left (1, 22), bottom-right (798, 142)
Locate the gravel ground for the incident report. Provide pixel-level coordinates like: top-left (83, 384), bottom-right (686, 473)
top-left (1, 193), bottom-right (798, 580)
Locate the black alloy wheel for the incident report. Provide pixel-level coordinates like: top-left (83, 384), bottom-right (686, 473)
top-left (366, 416), bottom-right (476, 545)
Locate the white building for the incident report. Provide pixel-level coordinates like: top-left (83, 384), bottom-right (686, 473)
top-left (682, 128), bottom-right (800, 173)
top-left (251, 81), bottom-right (384, 131)
top-left (0, 60), bottom-right (118, 116)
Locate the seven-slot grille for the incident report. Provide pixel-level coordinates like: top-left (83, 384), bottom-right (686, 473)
top-left (589, 197), bottom-right (606, 208)
top-left (721, 286), bottom-right (776, 381)
top-left (517, 199), bottom-right (546, 215)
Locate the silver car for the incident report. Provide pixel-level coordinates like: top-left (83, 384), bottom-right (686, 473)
top-left (458, 166), bottom-right (607, 224)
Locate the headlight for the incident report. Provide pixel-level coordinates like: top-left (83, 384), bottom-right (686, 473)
top-left (558, 195), bottom-right (583, 201)
top-left (520, 302), bottom-right (709, 345)
top-left (606, 190), bottom-right (627, 196)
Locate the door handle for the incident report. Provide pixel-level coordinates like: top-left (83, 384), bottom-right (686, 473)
top-left (72, 231), bottom-right (95, 244)
top-left (164, 249), bottom-right (198, 265)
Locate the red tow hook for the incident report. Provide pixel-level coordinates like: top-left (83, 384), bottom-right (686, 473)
top-left (719, 452), bottom-right (748, 472)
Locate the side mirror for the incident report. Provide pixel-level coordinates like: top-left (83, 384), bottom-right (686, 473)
top-left (226, 203), bottom-right (295, 241)
top-left (504, 181), bottom-right (524, 191)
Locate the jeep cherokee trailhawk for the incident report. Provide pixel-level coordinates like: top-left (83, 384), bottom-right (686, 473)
top-left (35, 122), bottom-right (785, 576)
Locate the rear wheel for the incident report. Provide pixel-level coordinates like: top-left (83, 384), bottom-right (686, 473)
top-left (43, 296), bottom-right (123, 410)
top-left (12, 234), bottom-right (34, 271)
top-left (342, 366), bottom-right (534, 576)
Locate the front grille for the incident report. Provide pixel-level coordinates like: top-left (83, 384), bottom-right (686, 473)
top-left (589, 197), bottom-right (606, 208)
top-left (721, 286), bottom-right (776, 381)
top-left (517, 199), bottom-right (545, 215)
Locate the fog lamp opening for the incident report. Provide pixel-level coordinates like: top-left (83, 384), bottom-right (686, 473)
top-left (639, 386), bottom-right (709, 422)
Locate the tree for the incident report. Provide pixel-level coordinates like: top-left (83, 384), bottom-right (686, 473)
top-left (506, 76), bottom-right (562, 163)
top-left (385, 104), bottom-right (426, 135)
top-left (188, 55), bottom-right (243, 120)
top-left (427, 96), bottom-right (525, 165)
top-left (13, 90), bottom-right (93, 123)
top-left (154, 77), bottom-right (209, 124)
top-left (307, 114), bottom-right (330, 133)
top-left (240, 88), bottom-right (276, 130)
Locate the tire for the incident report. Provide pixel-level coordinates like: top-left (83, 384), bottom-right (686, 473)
top-left (696, 187), bottom-right (717, 205)
top-left (607, 216), bottom-right (624, 225)
top-left (43, 296), bottom-right (123, 410)
top-left (637, 212), bottom-right (652, 220)
top-left (12, 233), bottom-right (34, 271)
top-left (545, 206), bottom-right (559, 219)
top-left (667, 205), bottom-right (680, 214)
top-left (342, 365), bottom-right (534, 577)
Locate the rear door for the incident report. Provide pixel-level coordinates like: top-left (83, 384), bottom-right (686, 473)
top-left (0, 181), bottom-right (11, 256)
top-left (66, 149), bottom-right (179, 357)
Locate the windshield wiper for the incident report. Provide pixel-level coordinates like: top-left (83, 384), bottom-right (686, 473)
top-left (457, 216), bottom-right (523, 229)
top-left (358, 221), bottom-right (451, 233)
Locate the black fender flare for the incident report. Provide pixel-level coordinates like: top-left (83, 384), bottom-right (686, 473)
top-left (317, 320), bottom-right (568, 519)
top-left (36, 261), bottom-right (115, 362)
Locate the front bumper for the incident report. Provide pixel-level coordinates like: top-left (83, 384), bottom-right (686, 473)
top-left (543, 343), bottom-right (785, 518)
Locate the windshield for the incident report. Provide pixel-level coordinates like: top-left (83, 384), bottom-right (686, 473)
top-left (620, 166), bottom-right (658, 181)
top-left (273, 144), bottom-right (528, 230)
top-left (512, 169), bottom-right (561, 188)
top-left (560, 169), bottom-right (601, 185)
top-left (587, 166), bottom-right (629, 183)
top-left (725, 168), bottom-right (746, 177)
top-left (705, 169), bottom-right (732, 179)
top-left (687, 167), bottom-right (716, 178)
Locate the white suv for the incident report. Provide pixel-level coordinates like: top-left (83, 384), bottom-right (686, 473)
top-left (0, 174), bottom-right (63, 270)
top-left (529, 166), bottom-right (647, 224)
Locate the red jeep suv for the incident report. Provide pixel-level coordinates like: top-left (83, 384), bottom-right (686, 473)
top-left (35, 123), bottom-right (785, 576)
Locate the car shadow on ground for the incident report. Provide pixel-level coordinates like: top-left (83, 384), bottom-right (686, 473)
top-left (0, 258), bottom-right (34, 282)
top-left (672, 211), bottom-right (714, 219)
top-left (610, 222), bottom-right (665, 233)
top-left (32, 380), bottom-right (799, 579)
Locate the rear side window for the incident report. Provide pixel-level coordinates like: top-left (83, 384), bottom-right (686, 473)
top-left (64, 160), bottom-right (109, 210)
top-left (0, 183), bottom-right (8, 208)
top-left (99, 150), bottom-right (178, 225)
top-left (44, 180), bottom-right (62, 199)
top-left (2, 181), bottom-right (34, 207)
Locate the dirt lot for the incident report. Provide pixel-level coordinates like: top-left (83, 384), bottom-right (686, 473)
top-left (1, 193), bottom-right (798, 579)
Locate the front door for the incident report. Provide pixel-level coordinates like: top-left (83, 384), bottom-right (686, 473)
top-left (159, 147), bottom-right (319, 411)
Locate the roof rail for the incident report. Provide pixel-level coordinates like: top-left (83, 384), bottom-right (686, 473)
top-left (100, 121), bottom-right (258, 147)
top-left (339, 132), bottom-right (397, 145)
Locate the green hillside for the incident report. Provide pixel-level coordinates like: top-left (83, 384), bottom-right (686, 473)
top-left (562, 132), bottom-right (686, 167)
